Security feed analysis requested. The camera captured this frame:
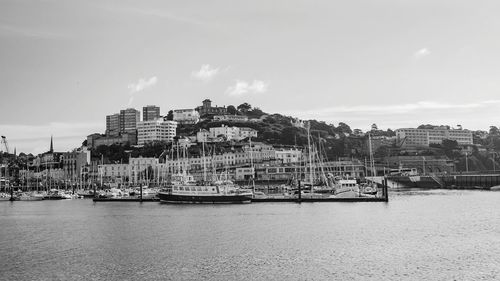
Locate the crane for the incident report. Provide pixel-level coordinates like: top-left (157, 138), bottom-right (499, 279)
top-left (1, 136), bottom-right (9, 154)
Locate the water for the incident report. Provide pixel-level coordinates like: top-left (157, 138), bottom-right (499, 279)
top-left (1, 190), bottom-right (500, 280)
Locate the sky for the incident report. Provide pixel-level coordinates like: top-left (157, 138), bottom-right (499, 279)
top-left (1, 0), bottom-right (500, 154)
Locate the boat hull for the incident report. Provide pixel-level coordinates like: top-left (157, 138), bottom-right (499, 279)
top-left (158, 192), bottom-right (252, 204)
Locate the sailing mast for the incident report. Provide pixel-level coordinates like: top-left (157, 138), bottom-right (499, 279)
top-left (307, 121), bottom-right (313, 189)
top-left (202, 140), bottom-right (207, 183)
top-left (368, 133), bottom-right (376, 176)
top-left (249, 136), bottom-right (255, 193)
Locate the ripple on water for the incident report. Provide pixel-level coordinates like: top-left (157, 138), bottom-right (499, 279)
top-left (1, 191), bottom-right (500, 280)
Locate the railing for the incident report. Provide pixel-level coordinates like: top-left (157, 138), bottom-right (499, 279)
top-left (429, 173), bottom-right (445, 188)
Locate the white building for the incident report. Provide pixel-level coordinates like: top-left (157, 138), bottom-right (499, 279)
top-left (275, 149), bottom-right (302, 163)
top-left (173, 109), bottom-right (200, 124)
top-left (396, 127), bottom-right (473, 147)
top-left (238, 127), bottom-right (258, 139)
top-left (137, 119), bottom-right (177, 145)
top-left (196, 129), bottom-right (210, 143)
top-left (209, 125), bottom-right (239, 140)
top-left (209, 125), bottom-right (258, 141)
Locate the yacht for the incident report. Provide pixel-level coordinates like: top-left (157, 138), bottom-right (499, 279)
top-left (158, 173), bottom-right (252, 204)
top-left (333, 178), bottom-right (360, 198)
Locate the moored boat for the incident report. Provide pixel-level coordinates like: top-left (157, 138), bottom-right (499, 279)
top-left (158, 173), bottom-right (252, 204)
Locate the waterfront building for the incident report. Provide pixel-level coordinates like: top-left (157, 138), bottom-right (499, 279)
top-left (105, 114), bottom-right (120, 136)
top-left (275, 148), bottom-right (302, 164)
top-left (196, 99), bottom-right (227, 117)
top-left (61, 148), bottom-right (91, 182)
top-left (213, 115), bottom-right (248, 122)
top-left (173, 109), bottom-right (200, 124)
top-left (396, 127), bottom-right (473, 147)
top-left (137, 119), bottom-right (177, 145)
top-left (143, 105), bottom-right (160, 121)
top-left (120, 108), bottom-right (140, 134)
top-left (243, 142), bottom-right (275, 162)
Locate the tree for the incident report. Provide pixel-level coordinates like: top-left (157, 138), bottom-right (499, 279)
top-left (227, 105), bottom-right (238, 115)
top-left (247, 107), bottom-right (265, 118)
top-left (337, 122), bottom-right (352, 134)
top-left (166, 110), bottom-right (174, 121)
top-left (237, 103), bottom-right (252, 113)
top-left (489, 126), bottom-right (499, 136)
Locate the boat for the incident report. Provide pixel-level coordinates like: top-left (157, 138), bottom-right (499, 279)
top-left (78, 190), bottom-right (96, 199)
top-left (490, 185), bottom-right (500, 191)
top-left (333, 178), bottom-right (360, 198)
top-left (158, 172), bottom-right (252, 204)
top-left (17, 192), bottom-right (45, 201)
top-left (43, 189), bottom-right (65, 200)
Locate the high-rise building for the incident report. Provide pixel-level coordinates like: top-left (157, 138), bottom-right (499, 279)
top-left (143, 105), bottom-right (160, 121)
top-left (119, 108), bottom-right (140, 134)
top-left (106, 113), bottom-right (120, 136)
top-left (137, 119), bottom-right (177, 145)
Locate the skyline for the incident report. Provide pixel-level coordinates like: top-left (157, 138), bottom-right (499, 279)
top-left (2, 0), bottom-right (500, 154)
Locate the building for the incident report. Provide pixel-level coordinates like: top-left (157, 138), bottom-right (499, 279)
top-left (87, 133), bottom-right (137, 148)
top-left (238, 127), bottom-right (258, 139)
top-left (62, 148), bottom-right (91, 181)
top-left (209, 125), bottom-right (258, 141)
top-left (209, 125), bottom-right (239, 140)
top-left (213, 115), bottom-right (248, 122)
top-left (275, 148), bottom-right (302, 164)
top-left (105, 113), bottom-right (120, 136)
top-left (173, 109), bottom-right (200, 124)
top-left (196, 129), bottom-right (210, 143)
top-left (143, 105), bottom-right (160, 121)
top-left (196, 99), bottom-right (227, 117)
top-left (119, 108), bottom-right (140, 134)
top-left (396, 127), bottom-right (473, 147)
top-left (137, 119), bottom-right (177, 145)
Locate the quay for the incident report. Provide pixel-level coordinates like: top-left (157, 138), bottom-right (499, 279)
top-left (92, 196), bottom-right (388, 203)
top-left (92, 184), bottom-right (389, 203)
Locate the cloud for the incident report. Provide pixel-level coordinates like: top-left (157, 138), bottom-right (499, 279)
top-left (191, 64), bottom-right (220, 82)
top-left (127, 76), bottom-right (158, 105)
top-left (413, 48), bottom-right (430, 60)
top-left (226, 80), bottom-right (269, 96)
top-left (128, 76), bottom-right (158, 93)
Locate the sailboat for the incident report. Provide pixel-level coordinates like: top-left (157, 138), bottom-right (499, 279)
top-left (300, 122), bottom-right (361, 198)
top-left (158, 141), bottom-right (252, 204)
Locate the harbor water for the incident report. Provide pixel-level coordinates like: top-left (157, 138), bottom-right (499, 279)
top-left (1, 190), bottom-right (500, 280)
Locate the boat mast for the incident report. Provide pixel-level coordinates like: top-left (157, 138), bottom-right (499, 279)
top-left (202, 140), bottom-right (206, 183)
top-left (368, 133), bottom-right (376, 176)
top-left (249, 136), bottom-right (255, 192)
top-left (307, 121), bottom-right (313, 187)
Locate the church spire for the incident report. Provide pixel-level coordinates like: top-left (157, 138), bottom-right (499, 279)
top-left (49, 135), bottom-right (54, 153)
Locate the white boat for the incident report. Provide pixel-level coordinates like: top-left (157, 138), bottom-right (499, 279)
top-left (333, 179), bottom-right (360, 198)
top-left (158, 173), bottom-right (252, 204)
